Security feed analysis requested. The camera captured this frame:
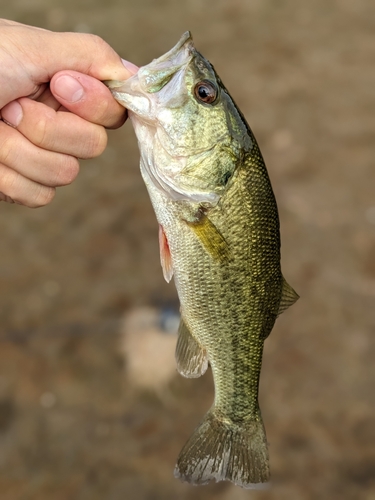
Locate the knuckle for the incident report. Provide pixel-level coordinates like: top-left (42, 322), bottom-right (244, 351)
top-left (0, 166), bottom-right (17, 194)
top-left (84, 93), bottom-right (113, 126)
top-left (0, 165), bottom-right (55, 208)
top-left (0, 133), bottom-right (16, 165)
top-left (94, 97), bottom-right (127, 130)
top-left (88, 34), bottom-right (108, 51)
top-left (32, 115), bottom-right (49, 147)
top-left (90, 129), bottom-right (108, 157)
top-left (79, 127), bottom-right (108, 159)
top-left (32, 187), bottom-right (56, 208)
top-left (83, 33), bottom-right (109, 59)
top-left (107, 110), bottom-right (127, 130)
top-left (95, 98), bottom-right (111, 123)
top-left (55, 156), bottom-right (80, 186)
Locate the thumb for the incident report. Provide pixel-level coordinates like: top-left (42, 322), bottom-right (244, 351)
top-left (50, 71), bottom-right (126, 129)
top-left (50, 62), bottom-right (138, 129)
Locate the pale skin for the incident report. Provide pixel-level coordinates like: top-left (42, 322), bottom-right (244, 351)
top-left (0, 19), bottom-right (138, 207)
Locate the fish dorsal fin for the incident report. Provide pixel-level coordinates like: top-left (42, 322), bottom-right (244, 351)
top-left (159, 224), bottom-right (174, 283)
top-left (186, 215), bottom-right (230, 262)
top-left (175, 318), bottom-right (208, 378)
top-left (278, 278), bottom-right (299, 316)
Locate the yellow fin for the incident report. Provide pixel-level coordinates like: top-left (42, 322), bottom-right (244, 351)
top-left (187, 216), bottom-right (230, 262)
top-left (175, 319), bottom-right (208, 378)
top-left (278, 278), bottom-right (299, 316)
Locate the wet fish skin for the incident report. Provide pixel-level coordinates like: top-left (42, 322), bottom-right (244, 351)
top-left (106, 32), bottom-right (298, 489)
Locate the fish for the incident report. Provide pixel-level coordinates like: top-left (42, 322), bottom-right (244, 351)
top-left (106, 32), bottom-right (299, 489)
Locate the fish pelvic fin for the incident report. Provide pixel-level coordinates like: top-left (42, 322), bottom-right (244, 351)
top-left (158, 224), bottom-right (174, 282)
top-left (174, 410), bottom-right (270, 489)
top-left (186, 215), bottom-right (230, 262)
top-left (175, 318), bottom-right (208, 378)
top-left (278, 277), bottom-right (299, 316)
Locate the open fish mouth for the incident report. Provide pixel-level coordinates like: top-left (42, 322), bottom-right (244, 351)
top-left (145, 31), bottom-right (193, 66)
top-left (106, 32), bottom-right (194, 116)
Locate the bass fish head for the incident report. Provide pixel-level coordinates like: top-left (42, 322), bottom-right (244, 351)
top-left (106, 32), bottom-right (252, 204)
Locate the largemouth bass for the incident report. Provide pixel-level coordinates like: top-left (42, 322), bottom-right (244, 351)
top-left (107, 32), bottom-right (298, 489)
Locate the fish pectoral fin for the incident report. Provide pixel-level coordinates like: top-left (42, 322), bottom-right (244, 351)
top-left (175, 318), bottom-right (208, 378)
top-left (159, 224), bottom-right (174, 283)
top-left (186, 215), bottom-right (230, 262)
top-left (277, 278), bottom-right (299, 316)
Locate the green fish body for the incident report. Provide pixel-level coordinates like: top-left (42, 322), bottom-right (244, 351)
top-left (107, 32), bottom-right (298, 489)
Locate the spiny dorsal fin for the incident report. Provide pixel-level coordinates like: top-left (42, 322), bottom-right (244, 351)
top-left (175, 318), bottom-right (208, 378)
top-left (186, 215), bottom-right (230, 262)
top-left (278, 278), bottom-right (299, 316)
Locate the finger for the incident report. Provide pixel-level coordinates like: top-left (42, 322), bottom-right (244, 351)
top-left (0, 25), bottom-right (136, 107)
top-left (51, 71), bottom-right (127, 129)
top-left (0, 19), bottom-right (47, 30)
top-left (0, 120), bottom-right (79, 187)
top-left (0, 162), bottom-right (55, 208)
top-left (0, 192), bottom-right (15, 203)
top-left (36, 85), bottom-right (62, 110)
top-left (27, 82), bottom-right (49, 101)
top-left (1, 97), bottom-right (107, 159)
top-left (36, 86), bottom-right (70, 112)
top-left (42, 32), bottom-right (136, 80)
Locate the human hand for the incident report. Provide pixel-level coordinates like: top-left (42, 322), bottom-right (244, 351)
top-left (0, 19), bottom-right (138, 207)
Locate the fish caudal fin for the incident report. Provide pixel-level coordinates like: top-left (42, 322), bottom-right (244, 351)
top-left (175, 319), bottom-right (208, 378)
top-left (174, 410), bottom-right (270, 489)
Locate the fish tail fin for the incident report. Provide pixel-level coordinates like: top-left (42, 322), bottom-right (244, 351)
top-left (174, 409), bottom-right (270, 489)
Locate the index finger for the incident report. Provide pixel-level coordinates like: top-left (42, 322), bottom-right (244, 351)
top-left (0, 23), bottom-right (134, 106)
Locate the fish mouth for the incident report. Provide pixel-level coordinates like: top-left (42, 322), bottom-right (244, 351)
top-left (106, 32), bottom-right (194, 114)
top-left (150, 31), bottom-right (193, 65)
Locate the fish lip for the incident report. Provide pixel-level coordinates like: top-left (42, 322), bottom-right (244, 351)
top-left (105, 32), bottom-right (193, 94)
top-left (136, 32), bottom-right (194, 94)
top-left (107, 32), bottom-right (195, 113)
top-left (150, 31), bottom-right (194, 65)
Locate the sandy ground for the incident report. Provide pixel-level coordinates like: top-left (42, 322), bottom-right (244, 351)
top-left (0, 1), bottom-right (374, 499)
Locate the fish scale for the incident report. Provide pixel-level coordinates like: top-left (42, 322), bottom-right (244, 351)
top-left (106, 31), bottom-right (298, 489)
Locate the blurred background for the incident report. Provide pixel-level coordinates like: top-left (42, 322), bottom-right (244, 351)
top-left (0, 0), bottom-right (374, 499)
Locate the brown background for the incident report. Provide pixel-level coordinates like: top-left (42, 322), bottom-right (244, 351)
top-left (0, 1), bottom-right (374, 499)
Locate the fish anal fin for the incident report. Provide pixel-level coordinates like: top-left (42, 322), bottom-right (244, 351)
top-left (186, 215), bottom-right (230, 262)
top-left (175, 318), bottom-right (208, 378)
top-left (278, 278), bottom-right (299, 316)
top-left (159, 224), bottom-right (173, 283)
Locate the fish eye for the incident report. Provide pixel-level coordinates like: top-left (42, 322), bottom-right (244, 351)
top-left (194, 80), bottom-right (218, 105)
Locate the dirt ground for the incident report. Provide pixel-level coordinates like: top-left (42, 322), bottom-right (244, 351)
top-left (0, 1), bottom-right (374, 499)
